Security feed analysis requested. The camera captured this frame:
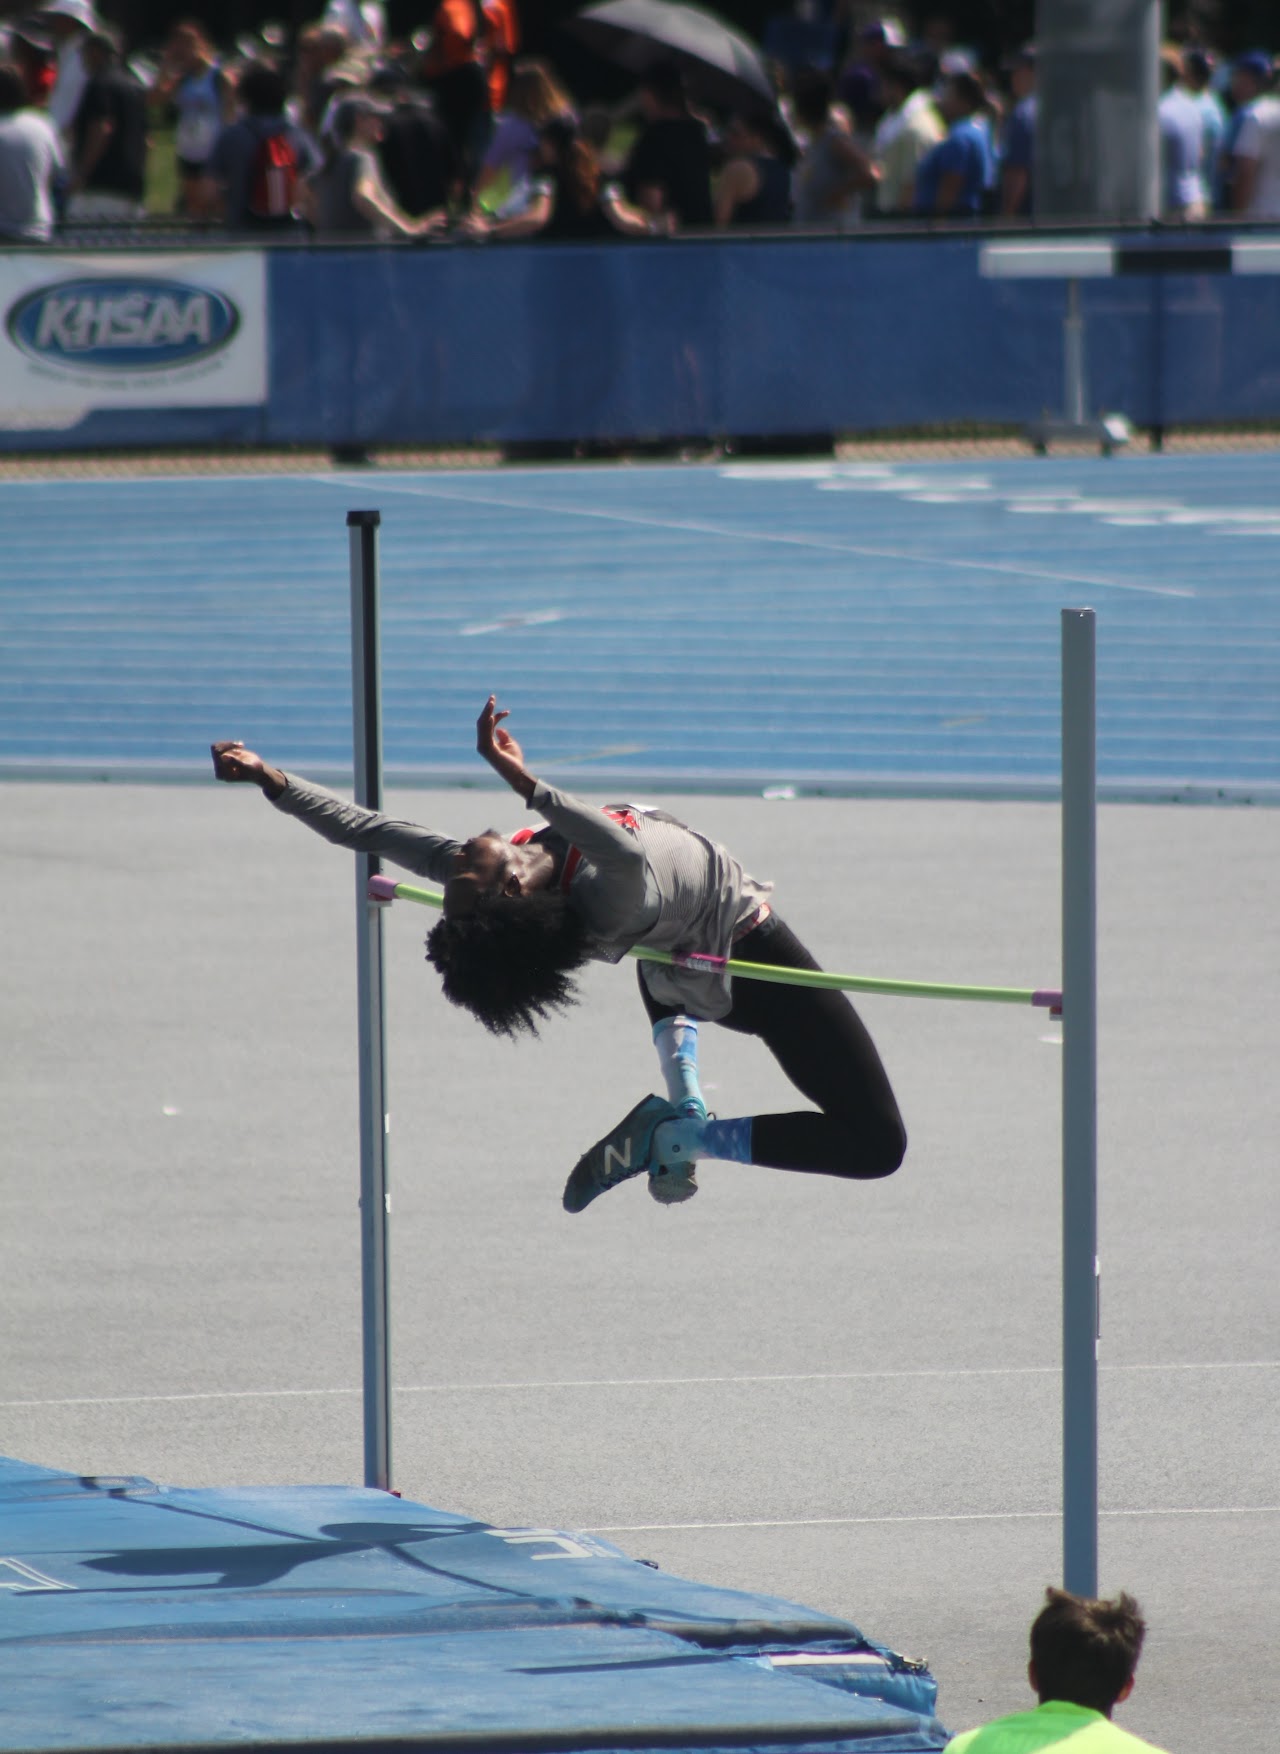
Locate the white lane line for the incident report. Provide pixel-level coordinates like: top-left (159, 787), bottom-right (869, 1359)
top-left (3, 1361), bottom-right (1273, 1411)
top-left (584, 1506), bottom-right (1280, 1535)
top-left (313, 475), bottom-right (1197, 600)
top-left (0, 1387), bottom-right (360, 1409)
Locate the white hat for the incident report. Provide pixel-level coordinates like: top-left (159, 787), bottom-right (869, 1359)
top-left (39, 0), bottom-right (100, 28)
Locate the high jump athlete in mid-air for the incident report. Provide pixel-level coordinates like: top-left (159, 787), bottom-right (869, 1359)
top-left (212, 697), bottom-right (905, 1212)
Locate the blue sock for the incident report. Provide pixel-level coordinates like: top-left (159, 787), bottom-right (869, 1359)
top-left (652, 1016), bottom-right (706, 1118)
top-left (653, 1114), bottom-right (754, 1169)
top-left (701, 1116), bottom-right (753, 1164)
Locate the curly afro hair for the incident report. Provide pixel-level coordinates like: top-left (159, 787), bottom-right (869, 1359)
top-left (425, 889), bottom-right (593, 1038)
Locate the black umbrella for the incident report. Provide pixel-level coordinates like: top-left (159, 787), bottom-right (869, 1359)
top-left (564, 0), bottom-right (777, 119)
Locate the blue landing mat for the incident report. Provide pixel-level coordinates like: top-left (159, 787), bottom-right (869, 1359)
top-left (0, 1456), bottom-right (944, 1753)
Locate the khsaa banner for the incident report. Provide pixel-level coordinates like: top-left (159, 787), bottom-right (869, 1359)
top-left (0, 252), bottom-right (266, 430)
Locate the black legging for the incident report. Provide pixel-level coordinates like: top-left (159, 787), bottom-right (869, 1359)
top-left (639, 912), bottom-right (906, 1180)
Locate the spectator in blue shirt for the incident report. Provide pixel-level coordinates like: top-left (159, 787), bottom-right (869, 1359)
top-left (914, 69), bottom-right (993, 217)
top-left (999, 44), bottom-right (1035, 217)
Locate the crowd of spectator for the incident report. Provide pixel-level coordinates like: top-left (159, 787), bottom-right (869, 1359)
top-left (1, 0), bottom-right (1278, 245)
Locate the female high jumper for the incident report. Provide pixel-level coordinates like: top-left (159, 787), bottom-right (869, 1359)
top-left (212, 697), bottom-right (905, 1212)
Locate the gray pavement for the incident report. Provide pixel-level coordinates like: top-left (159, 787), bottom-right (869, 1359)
top-left (3, 780), bottom-right (1276, 1752)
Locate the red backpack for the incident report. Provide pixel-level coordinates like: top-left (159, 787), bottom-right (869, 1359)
top-left (247, 127), bottom-right (299, 222)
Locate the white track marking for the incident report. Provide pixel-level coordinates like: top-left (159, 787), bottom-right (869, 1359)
top-left (3, 1360), bottom-right (1272, 1411)
top-left (584, 1505), bottom-right (1280, 1535)
top-left (459, 608), bottom-right (565, 636)
top-left (315, 475), bottom-right (1196, 599)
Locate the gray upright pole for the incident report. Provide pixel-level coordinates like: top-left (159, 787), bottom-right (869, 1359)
top-left (1035, 0), bottom-right (1159, 221)
top-left (349, 509), bottom-right (392, 1492)
top-left (1061, 608), bottom-right (1098, 1596)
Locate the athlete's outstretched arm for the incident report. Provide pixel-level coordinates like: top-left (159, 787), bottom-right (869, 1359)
top-left (473, 701), bottom-right (648, 889)
top-left (211, 740), bottom-right (462, 882)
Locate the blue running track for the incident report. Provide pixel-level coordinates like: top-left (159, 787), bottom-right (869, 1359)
top-left (1, 453), bottom-right (1277, 799)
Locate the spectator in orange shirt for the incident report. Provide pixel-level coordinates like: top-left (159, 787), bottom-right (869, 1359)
top-left (481, 0), bottom-right (518, 116)
top-left (420, 0), bottom-right (490, 192)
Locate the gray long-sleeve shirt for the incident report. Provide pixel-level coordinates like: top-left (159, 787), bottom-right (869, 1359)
top-left (272, 775), bottom-right (772, 1019)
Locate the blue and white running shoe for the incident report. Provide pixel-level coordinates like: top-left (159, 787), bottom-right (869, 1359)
top-left (563, 1094), bottom-right (676, 1214)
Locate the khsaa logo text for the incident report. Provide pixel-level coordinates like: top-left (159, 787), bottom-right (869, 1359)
top-left (6, 277), bottom-right (240, 372)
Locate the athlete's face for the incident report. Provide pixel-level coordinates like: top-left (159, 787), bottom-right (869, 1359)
top-left (442, 832), bottom-right (557, 915)
top-left (443, 832), bottom-right (512, 914)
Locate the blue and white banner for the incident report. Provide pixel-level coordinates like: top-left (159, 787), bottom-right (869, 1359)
top-left (0, 252), bottom-right (266, 430)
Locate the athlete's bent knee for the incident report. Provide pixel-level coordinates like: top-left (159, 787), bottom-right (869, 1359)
top-left (864, 1116), bottom-right (907, 1178)
top-left (885, 1121), bottom-right (908, 1175)
top-left (819, 1113), bottom-right (905, 1179)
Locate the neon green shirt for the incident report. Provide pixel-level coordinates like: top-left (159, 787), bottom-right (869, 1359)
top-left (947, 1699), bottom-right (1169, 1754)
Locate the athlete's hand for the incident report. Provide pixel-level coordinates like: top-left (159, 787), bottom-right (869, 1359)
top-left (475, 697), bottom-right (497, 759)
top-left (476, 696), bottom-right (534, 800)
top-left (476, 695), bottom-right (522, 764)
top-left (211, 740), bottom-right (263, 781)
top-left (211, 741), bottom-right (286, 798)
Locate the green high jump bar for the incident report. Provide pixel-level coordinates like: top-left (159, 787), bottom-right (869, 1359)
top-left (366, 875), bottom-right (1063, 1014)
top-left (346, 509), bottom-right (1099, 1601)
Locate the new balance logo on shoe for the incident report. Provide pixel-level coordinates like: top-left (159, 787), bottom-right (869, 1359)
top-left (603, 1139), bottom-right (633, 1179)
top-left (563, 1094), bottom-right (676, 1214)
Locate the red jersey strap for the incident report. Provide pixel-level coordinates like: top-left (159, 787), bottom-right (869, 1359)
top-left (509, 807), bottom-right (640, 893)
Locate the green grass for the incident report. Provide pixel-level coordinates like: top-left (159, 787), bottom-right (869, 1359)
top-left (145, 122), bottom-right (178, 216)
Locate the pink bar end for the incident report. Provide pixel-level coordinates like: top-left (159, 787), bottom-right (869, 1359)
top-left (1033, 989), bottom-right (1064, 1012)
top-left (368, 875), bottom-right (399, 903)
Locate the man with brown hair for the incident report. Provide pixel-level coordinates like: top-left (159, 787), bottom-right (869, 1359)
top-left (947, 1588), bottom-right (1168, 1752)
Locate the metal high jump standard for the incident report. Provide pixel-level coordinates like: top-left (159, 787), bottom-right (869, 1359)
top-left (344, 509), bottom-right (1101, 1599)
